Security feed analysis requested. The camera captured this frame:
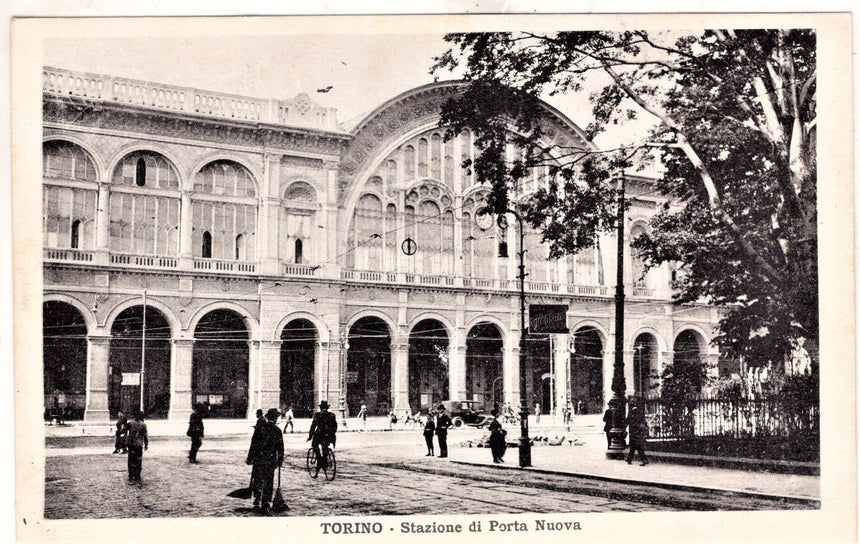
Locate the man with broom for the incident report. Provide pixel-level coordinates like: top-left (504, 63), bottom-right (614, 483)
top-left (246, 408), bottom-right (284, 516)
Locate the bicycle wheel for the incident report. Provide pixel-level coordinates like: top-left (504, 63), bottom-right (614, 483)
top-left (322, 449), bottom-right (336, 481)
top-left (306, 448), bottom-right (319, 479)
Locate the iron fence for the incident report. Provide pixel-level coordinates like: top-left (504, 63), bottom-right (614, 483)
top-left (642, 395), bottom-right (819, 441)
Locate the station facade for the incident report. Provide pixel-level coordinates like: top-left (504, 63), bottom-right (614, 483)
top-left (41, 67), bottom-right (722, 422)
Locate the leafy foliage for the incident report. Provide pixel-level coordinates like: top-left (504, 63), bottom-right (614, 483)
top-left (434, 30), bottom-right (817, 363)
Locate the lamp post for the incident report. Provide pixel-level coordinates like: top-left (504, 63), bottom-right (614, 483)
top-left (498, 208), bottom-right (532, 467)
top-left (339, 330), bottom-right (349, 427)
top-left (607, 176), bottom-right (628, 459)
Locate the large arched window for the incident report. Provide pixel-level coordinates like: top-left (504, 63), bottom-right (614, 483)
top-left (281, 181), bottom-right (318, 266)
top-left (109, 151), bottom-right (180, 255)
top-left (348, 194), bottom-right (384, 270)
top-left (43, 141), bottom-right (98, 250)
top-left (192, 161), bottom-right (257, 261)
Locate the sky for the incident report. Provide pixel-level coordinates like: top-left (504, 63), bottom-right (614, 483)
top-left (43, 30), bottom-right (624, 144)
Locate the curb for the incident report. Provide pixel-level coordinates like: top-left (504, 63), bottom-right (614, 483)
top-left (450, 459), bottom-right (821, 508)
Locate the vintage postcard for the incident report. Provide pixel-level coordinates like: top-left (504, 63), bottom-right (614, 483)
top-left (10, 11), bottom-right (855, 543)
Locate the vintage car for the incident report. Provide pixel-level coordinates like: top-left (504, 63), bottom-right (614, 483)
top-left (439, 400), bottom-right (494, 428)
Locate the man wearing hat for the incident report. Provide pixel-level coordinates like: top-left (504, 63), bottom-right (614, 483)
top-left (246, 408), bottom-right (285, 515)
top-left (435, 404), bottom-right (453, 458)
top-left (307, 400), bottom-right (338, 467)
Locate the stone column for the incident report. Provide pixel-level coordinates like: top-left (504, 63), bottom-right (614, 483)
top-left (317, 341), bottom-right (336, 408)
top-left (260, 154), bottom-right (282, 275)
top-left (94, 182), bottom-right (110, 265)
top-left (84, 335), bottom-right (111, 421)
top-left (258, 340), bottom-right (282, 411)
top-left (178, 190), bottom-right (193, 270)
top-left (168, 338), bottom-right (195, 421)
top-left (623, 348), bottom-right (636, 399)
top-left (504, 338), bottom-right (520, 409)
top-left (391, 341), bottom-right (410, 416)
top-left (449, 344), bottom-right (467, 402)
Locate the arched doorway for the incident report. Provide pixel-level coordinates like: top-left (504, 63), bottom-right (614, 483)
top-left (570, 327), bottom-right (604, 414)
top-left (408, 319), bottom-right (449, 412)
top-left (192, 309), bottom-right (249, 418)
top-left (465, 323), bottom-right (503, 412)
top-left (526, 334), bottom-right (552, 415)
top-left (109, 305), bottom-right (171, 418)
top-left (43, 301), bottom-right (88, 420)
top-left (347, 317), bottom-right (392, 416)
top-left (280, 319), bottom-right (317, 418)
top-left (673, 329), bottom-right (707, 394)
top-left (633, 333), bottom-right (659, 398)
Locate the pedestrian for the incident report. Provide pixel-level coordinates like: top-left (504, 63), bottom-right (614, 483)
top-left (435, 404), bottom-right (452, 458)
top-left (578, 399), bottom-right (585, 415)
top-left (246, 408), bottom-right (285, 515)
top-left (602, 402), bottom-right (615, 448)
top-left (254, 408), bottom-right (265, 429)
top-left (422, 409), bottom-right (436, 456)
top-left (487, 409), bottom-right (507, 463)
top-left (282, 405), bottom-right (294, 434)
top-left (187, 403), bottom-right (205, 463)
top-left (626, 404), bottom-right (650, 466)
top-left (562, 402), bottom-right (571, 429)
top-left (357, 404), bottom-right (367, 431)
top-left (388, 411), bottom-right (398, 430)
top-left (535, 402), bottom-right (541, 424)
top-left (126, 411), bottom-right (149, 482)
top-left (112, 411), bottom-right (128, 454)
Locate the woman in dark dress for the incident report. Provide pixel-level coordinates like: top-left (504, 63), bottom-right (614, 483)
top-left (488, 409), bottom-right (507, 463)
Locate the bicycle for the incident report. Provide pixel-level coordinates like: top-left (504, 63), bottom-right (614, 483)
top-left (306, 445), bottom-right (336, 481)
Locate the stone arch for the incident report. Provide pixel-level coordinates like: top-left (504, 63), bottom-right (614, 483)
top-left (108, 302), bottom-right (173, 418)
top-left (103, 295), bottom-right (180, 339)
top-left (628, 326), bottom-right (668, 353)
top-left (43, 135), bottom-right (107, 180)
top-left (465, 314), bottom-right (509, 344)
top-left (346, 309), bottom-right (399, 337)
top-left (282, 179), bottom-right (320, 203)
top-left (274, 312), bottom-right (332, 343)
top-left (187, 301), bottom-right (259, 340)
top-left (408, 317), bottom-right (450, 412)
top-left (346, 315), bottom-right (393, 416)
top-left (106, 142), bottom-right (186, 188)
top-left (191, 306), bottom-right (252, 418)
top-left (279, 317), bottom-right (320, 418)
top-left (465, 321), bottom-right (505, 412)
top-left (43, 299), bottom-right (90, 420)
top-left (187, 153), bottom-right (263, 195)
top-left (569, 319), bottom-right (609, 344)
top-left (43, 293), bottom-right (98, 334)
top-left (569, 323), bottom-right (606, 414)
top-left (673, 325), bottom-right (710, 350)
top-left (408, 311), bottom-right (454, 339)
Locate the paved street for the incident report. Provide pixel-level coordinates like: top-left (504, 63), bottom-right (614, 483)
top-left (44, 426), bottom-right (813, 519)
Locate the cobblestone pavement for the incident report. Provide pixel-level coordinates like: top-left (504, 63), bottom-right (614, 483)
top-left (45, 432), bottom-right (684, 519)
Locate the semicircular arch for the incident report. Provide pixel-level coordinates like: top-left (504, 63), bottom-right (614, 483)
top-left (273, 312), bottom-right (329, 343)
top-left (43, 135), bottom-right (107, 181)
top-left (43, 293), bottom-right (98, 334)
top-left (187, 301), bottom-right (258, 339)
top-left (103, 296), bottom-right (180, 338)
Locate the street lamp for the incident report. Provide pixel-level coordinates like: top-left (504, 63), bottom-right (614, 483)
top-left (607, 176), bottom-right (628, 459)
top-left (496, 208), bottom-right (532, 467)
top-left (339, 331), bottom-right (349, 427)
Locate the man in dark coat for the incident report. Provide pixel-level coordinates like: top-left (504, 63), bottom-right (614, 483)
top-left (307, 401), bottom-right (338, 466)
top-left (435, 404), bottom-right (452, 458)
top-left (126, 411), bottom-right (148, 482)
top-left (602, 403), bottom-right (615, 448)
top-left (187, 403), bottom-right (205, 463)
top-left (113, 411), bottom-right (128, 454)
top-left (422, 409), bottom-right (436, 456)
top-left (626, 404), bottom-right (650, 465)
top-left (246, 408), bottom-right (285, 515)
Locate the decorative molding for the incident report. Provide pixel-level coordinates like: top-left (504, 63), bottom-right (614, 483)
top-left (44, 97), bottom-right (347, 157)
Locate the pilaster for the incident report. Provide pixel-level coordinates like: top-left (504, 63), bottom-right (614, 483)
top-left (84, 334), bottom-right (111, 421)
top-left (168, 338), bottom-right (195, 421)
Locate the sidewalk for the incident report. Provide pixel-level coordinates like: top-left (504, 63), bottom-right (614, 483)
top-left (449, 420), bottom-right (820, 506)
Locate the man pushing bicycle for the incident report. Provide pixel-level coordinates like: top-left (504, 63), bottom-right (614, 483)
top-left (307, 400), bottom-right (338, 467)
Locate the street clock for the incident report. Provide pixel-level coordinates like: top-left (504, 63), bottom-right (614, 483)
top-left (475, 209), bottom-right (493, 230)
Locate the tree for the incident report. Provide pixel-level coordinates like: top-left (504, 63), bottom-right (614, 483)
top-left (433, 30), bottom-right (817, 364)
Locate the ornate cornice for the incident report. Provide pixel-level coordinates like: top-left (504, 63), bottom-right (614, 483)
top-left (44, 96), bottom-right (349, 157)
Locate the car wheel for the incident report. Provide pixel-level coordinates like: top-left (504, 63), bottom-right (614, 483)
top-left (453, 418), bottom-right (463, 427)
